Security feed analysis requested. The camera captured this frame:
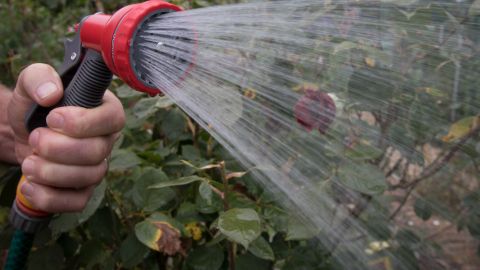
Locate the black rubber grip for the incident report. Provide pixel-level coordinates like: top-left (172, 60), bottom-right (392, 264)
top-left (25, 49), bottom-right (113, 132)
top-left (59, 50), bottom-right (112, 107)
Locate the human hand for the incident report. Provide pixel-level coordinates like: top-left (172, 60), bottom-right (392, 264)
top-left (7, 63), bottom-right (125, 213)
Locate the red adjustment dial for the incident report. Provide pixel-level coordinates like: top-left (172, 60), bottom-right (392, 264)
top-left (80, 1), bottom-right (183, 95)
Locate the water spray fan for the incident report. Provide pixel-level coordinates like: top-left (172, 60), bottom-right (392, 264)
top-left (5, 1), bottom-right (193, 269)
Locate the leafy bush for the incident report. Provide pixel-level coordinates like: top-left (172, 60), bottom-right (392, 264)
top-left (0, 0), bottom-right (479, 269)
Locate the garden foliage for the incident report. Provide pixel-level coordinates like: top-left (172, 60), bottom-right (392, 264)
top-left (0, 0), bottom-right (479, 269)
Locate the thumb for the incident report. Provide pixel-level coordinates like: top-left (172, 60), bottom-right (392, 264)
top-left (8, 63), bottom-right (63, 141)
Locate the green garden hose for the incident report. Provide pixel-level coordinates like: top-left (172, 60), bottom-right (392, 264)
top-left (4, 230), bottom-right (34, 270)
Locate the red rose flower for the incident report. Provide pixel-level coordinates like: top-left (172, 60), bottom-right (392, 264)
top-left (294, 89), bottom-right (336, 134)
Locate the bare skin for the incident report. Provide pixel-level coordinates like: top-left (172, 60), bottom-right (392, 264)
top-left (0, 85), bottom-right (15, 163)
top-left (0, 63), bottom-right (125, 213)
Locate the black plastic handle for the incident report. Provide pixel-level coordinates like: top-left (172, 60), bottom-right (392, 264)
top-left (25, 49), bottom-right (113, 132)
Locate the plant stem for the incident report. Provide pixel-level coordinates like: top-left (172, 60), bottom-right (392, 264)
top-left (229, 243), bottom-right (237, 270)
top-left (219, 161), bottom-right (235, 270)
top-left (390, 126), bottom-right (479, 220)
top-left (389, 186), bottom-right (414, 220)
top-left (405, 125), bottom-right (479, 188)
top-left (450, 60), bottom-right (461, 121)
top-left (219, 161), bottom-right (230, 211)
top-left (156, 252), bottom-right (167, 270)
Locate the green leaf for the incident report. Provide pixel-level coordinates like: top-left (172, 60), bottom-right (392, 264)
top-left (396, 229), bottom-right (421, 247)
top-left (182, 145), bottom-right (201, 160)
top-left (248, 236), bottom-right (275, 261)
top-left (394, 246), bottom-right (419, 270)
top-left (155, 95), bottom-right (175, 108)
top-left (333, 41), bottom-right (358, 54)
top-left (235, 253), bottom-right (271, 270)
top-left (78, 239), bottom-right (111, 269)
top-left (116, 84), bottom-right (144, 98)
top-left (143, 189), bottom-right (176, 212)
top-left (118, 233), bottom-right (149, 268)
top-left (416, 87), bottom-right (447, 98)
top-left (218, 208), bottom-right (261, 249)
top-left (57, 234), bottom-right (79, 259)
top-left (199, 83), bottom-right (243, 127)
top-left (348, 68), bottom-right (396, 110)
top-left (263, 207), bottom-right (289, 233)
top-left (186, 245), bottom-right (224, 270)
top-left (470, 0), bottom-right (480, 17)
top-left (133, 96), bottom-right (175, 119)
top-left (132, 168), bottom-right (175, 211)
top-left (109, 149), bottom-right (142, 171)
top-left (286, 217), bottom-right (320, 240)
top-left (0, 163), bottom-right (12, 180)
top-left (337, 163), bottom-right (386, 195)
top-left (76, 240), bottom-right (109, 269)
top-left (195, 188), bottom-right (223, 214)
top-left (87, 206), bottom-right (119, 243)
top-left (27, 244), bottom-right (64, 270)
top-left (49, 180), bottom-right (106, 235)
top-left (149, 175), bottom-right (207, 189)
top-left (227, 191), bottom-right (256, 209)
top-left (175, 202), bottom-right (202, 223)
top-left (442, 116), bottom-right (479, 143)
top-left (363, 213), bottom-right (391, 240)
top-left (135, 213), bottom-right (183, 253)
top-left (345, 142), bottom-right (383, 161)
top-left (161, 108), bottom-right (187, 141)
top-left (0, 167), bottom-right (21, 207)
top-left (133, 97), bottom-right (158, 119)
top-left (388, 122), bottom-right (424, 165)
top-left (414, 197), bottom-right (432, 220)
top-left (198, 181), bottom-right (213, 205)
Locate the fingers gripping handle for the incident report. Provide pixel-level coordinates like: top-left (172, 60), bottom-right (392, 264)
top-left (25, 50), bottom-right (113, 131)
top-left (11, 49), bottom-right (113, 233)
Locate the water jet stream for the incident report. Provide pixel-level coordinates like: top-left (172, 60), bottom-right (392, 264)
top-left (135, 0), bottom-right (479, 268)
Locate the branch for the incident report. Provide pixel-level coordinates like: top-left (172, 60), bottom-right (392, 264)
top-left (388, 159), bottom-right (409, 190)
top-left (218, 161), bottom-right (236, 270)
top-left (404, 125), bottom-right (480, 189)
top-left (385, 157), bottom-right (401, 178)
top-left (389, 126), bottom-right (479, 220)
top-left (389, 186), bottom-right (414, 220)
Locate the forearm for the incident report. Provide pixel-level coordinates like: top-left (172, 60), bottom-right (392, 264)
top-left (0, 84), bottom-right (16, 164)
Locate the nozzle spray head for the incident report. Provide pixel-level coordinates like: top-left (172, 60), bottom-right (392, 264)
top-left (80, 0), bottom-right (194, 95)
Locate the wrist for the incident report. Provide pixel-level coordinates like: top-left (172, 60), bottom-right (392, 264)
top-left (0, 85), bottom-right (16, 164)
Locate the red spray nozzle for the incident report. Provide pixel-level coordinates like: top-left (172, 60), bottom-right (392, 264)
top-left (80, 0), bottom-right (184, 95)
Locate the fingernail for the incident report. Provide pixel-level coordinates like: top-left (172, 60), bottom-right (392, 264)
top-left (47, 112), bottom-right (64, 129)
top-left (29, 130), bottom-right (40, 149)
top-left (21, 181), bottom-right (35, 199)
top-left (22, 158), bottom-right (35, 176)
top-left (36, 82), bottom-right (57, 100)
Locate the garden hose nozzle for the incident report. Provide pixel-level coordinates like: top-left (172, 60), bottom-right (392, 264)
top-left (9, 0), bottom-right (191, 238)
top-left (79, 0), bottom-right (192, 96)
top-left (7, 1), bottom-right (194, 268)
